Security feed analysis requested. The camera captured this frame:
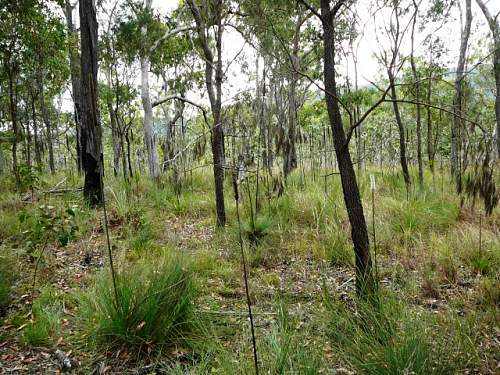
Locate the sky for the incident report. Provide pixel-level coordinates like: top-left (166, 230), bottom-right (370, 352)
top-left (59, 0), bottom-right (500, 113)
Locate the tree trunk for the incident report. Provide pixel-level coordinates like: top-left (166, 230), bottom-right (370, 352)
top-left (426, 61), bottom-right (435, 174)
top-left (139, 0), bottom-right (160, 180)
top-left (106, 71), bottom-right (121, 177)
top-left (30, 91), bottom-right (42, 169)
top-left (0, 145), bottom-right (4, 175)
top-left (187, 0), bottom-right (226, 227)
top-left (475, 0), bottom-right (500, 158)
top-left (6, 63), bottom-right (19, 185)
top-left (108, 101), bottom-right (121, 177)
top-left (126, 128), bottom-right (133, 178)
top-left (37, 67), bottom-right (55, 175)
top-left (410, 0), bottom-right (423, 187)
top-left (388, 71), bottom-right (411, 191)
top-left (120, 130), bottom-right (128, 179)
top-left (63, 0), bottom-right (84, 173)
top-left (24, 115), bottom-right (32, 167)
top-left (320, 0), bottom-right (374, 297)
top-left (79, 0), bottom-right (103, 205)
top-left (283, 54), bottom-right (299, 178)
top-left (140, 55), bottom-right (160, 180)
top-left (451, 0), bottom-right (472, 179)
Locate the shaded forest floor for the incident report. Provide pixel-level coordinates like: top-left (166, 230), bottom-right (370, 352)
top-left (0, 168), bottom-right (499, 374)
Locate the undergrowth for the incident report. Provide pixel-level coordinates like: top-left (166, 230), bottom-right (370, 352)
top-left (325, 291), bottom-right (480, 374)
top-left (77, 250), bottom-right (198, 352)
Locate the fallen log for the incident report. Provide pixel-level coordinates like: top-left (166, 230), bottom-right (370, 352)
top-left (21, 188), bottom-right (83, 202)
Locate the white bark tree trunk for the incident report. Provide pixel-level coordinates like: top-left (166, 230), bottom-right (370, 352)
top-left (140, 54), bottom-right (159, 180)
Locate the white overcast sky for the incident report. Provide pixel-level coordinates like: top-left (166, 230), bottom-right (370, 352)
top-left (59, 0), bottom-right (500, 113)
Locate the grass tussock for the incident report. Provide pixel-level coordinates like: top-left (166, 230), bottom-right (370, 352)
top-left (78, 251), bottom-right (197, 352)
top-left (0, 253), bottom-right (15, 309)
top-left (23, 287), bottom-right (62, 347)
top-left (326, 292), bottom-right (480, 374)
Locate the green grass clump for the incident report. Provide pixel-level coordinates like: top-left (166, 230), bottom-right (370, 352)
top-left (23, 287), bottom-right (62, 347)
top-left (243, 215), bottom-right (273, 244)
top-left (257, 300), bottom-right (321, 374)
top-left (326, 293), bottom-right (478, 374)
top-left (0, 253), bottom-right (15, 308)
top-left (323, 226), bottom-right (353, 266)
top-left (78, 252), bottom-right (197, 351)
top-left (388, 196), bottom-right (458, 236)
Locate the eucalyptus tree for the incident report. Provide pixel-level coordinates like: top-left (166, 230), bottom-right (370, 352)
top-left (475, 0), bottom-right (500, 158)
top-left (186, 0), bottom-right (227, 227)
top-left (62, 0), bottom-right (83, 172)
top-left (410, 0), bottom-right (423, 187)
top-left (0, 0), bottom-right (35, 184)
top-left (30, 9), bottom-right (68, 175)
top-left (375, 0), bottom-right (412, 192)
top-left (298, 0), bottom-right (375, 297)
top-left (115, 0), bottom-right (191, 180)
top-left (240, 0), bottom-right (320, 180)
top-left (451, 0), bottom-right (472, 183)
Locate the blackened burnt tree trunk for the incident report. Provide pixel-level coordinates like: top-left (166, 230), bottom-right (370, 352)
top-left (79, 0), bottom-right (103, 205)
top-left (319, 0), bottom-right (374, 296)
top-left (187, 0), bottom-right (226, 227)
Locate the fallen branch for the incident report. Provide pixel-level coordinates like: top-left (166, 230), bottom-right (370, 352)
top-left (22, 188), bottom-right (83, 202)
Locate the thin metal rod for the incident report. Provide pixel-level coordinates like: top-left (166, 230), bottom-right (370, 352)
top-left (234, 173), bottom-right (259, 375)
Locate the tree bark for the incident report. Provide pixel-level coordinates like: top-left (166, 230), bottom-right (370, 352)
top-left (108, 100), bottom-right (121, 177)
top-left (410, 0), bottom-right (423, 187)
top-left (426, 54), bottom-right (435, 174)
top-left (126, 128), bottom-right (133, 178)
top-left (187, 0), bottom-right (226, 227)
top-left (451, 0), bottom-right (472, 179)
top-left (283, 20), bottom-right (301, 178)
top-left (140, 54), bottom-right (160, 180)
top-left (79, 0), bottom-right (103, 205)
top-left (139, 0), bottom-right (160, 180)
top-left (475, 0), bottom-right (500, 158)
top-left (63, 0), bottom-right (84, 173)
top-left (6, 61), bottom-right (19, 185)
top-left (388, 70), bottom-right (411, 191)
top-left (106, 72), bottom-right (121, 177)
top-left (320, 0), bottom-right (374, 297)
top-left (30, 90), bottom-right (42, 169)
top-left (37, 67), bottom-right (55, 175)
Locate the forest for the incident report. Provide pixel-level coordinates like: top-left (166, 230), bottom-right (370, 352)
top-left (0, 0), bottom-right (499, 373)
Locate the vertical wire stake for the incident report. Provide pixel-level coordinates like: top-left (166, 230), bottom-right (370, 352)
top-left (479, 212), bottom-right (482, 257)
top-left (100, 156), bottom-right (120, 311)
top-left (233, 172), bottom-right (259, 375)
top-left (370, 174), bottom-right (379, 287)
